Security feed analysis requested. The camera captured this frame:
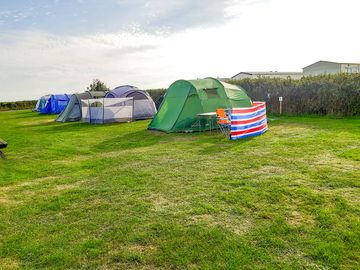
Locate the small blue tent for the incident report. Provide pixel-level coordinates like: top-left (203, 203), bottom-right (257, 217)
top-left (40, 94), bottom-right (71, 114)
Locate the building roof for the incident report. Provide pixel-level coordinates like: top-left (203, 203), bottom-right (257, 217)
top-left (303, 60), bottom-right (360, 69)
top-left (231, 71), bottom-right (303, 78)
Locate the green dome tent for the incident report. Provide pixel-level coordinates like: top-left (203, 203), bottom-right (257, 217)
top-left (148, 78), bottom-right (252, 132)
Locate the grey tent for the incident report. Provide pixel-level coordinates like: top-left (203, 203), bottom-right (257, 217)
top-left (56, 91), bottom-right (106, 122)
top-left (105, 85), bottom-right (156, 120)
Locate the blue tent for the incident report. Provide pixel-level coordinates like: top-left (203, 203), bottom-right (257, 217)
top-left (40, 94), bottom-right (71, 114)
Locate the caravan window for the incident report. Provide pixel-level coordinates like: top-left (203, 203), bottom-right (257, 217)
top-left (203, 88), bottom-right (219, 99)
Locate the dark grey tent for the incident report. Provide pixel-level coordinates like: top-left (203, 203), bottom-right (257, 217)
top-left (105, 85), bottom-right (156, 120)
top-left (56, 91), bottom-right (106, 122)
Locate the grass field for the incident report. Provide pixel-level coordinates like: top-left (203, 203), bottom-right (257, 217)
top-left (0, 110), bottom-right (359, 269)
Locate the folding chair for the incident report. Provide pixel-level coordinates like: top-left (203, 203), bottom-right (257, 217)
top-left (216, 109), bottom-right (231, 137)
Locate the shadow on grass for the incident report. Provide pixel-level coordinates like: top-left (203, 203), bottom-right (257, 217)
top-left (90, 127), bottom-right (233, 154)
top-left (20, 120), bottom-right (97, 133)
top-left (195, 132), bottom-right (257, 155)
top-left (145, 128), bottom-right (254, 155)
top-left (92, 129), bottom-right (166, 153)
top-left (28, 119), bottom-right (155, 134)
top-left (1, 111), bottom-right (43, 120)
top-left (17, 115), bottom-right (268, 156)
top-left (145, 128), bottom-right (259, 156)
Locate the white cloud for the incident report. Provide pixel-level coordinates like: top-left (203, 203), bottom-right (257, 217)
top-left (1, 0), bottom-right (360, 101)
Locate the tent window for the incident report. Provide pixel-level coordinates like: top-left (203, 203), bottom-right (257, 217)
top-left (127, 92), bottom-right (147, 100)
top-left (203, 88), bottom-right (219, 99)
top-left (225, 88), bottom-right (247, 100)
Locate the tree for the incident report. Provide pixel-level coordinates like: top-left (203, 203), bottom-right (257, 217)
top-left (87, 79), bottom-right (110, 92)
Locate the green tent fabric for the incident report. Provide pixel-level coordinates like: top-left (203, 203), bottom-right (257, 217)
top-left (148, 77), bottom-right (252, 132)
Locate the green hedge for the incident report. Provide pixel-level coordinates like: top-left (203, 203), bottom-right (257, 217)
top-left (0, 100), bottom-right (37, 111)
top-left (147, 74), bottom-right (360, 116)
top-left (227, 73), bottom-right (360, 116)
top-left (3, 74), bottom-right (360, 116)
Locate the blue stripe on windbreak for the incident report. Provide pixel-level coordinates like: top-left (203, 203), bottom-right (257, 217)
top-left (230, 128), bottom-right (268, 140)
top-left (230, 118), bottom-right (266, 131)
top-left (230, 108), bottom-right (266, 120)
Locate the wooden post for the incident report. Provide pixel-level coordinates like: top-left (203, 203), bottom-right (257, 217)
top-left (279, 96), bottom-right (283, 115)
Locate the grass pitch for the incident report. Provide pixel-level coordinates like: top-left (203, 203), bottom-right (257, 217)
top-left (0, 111), bottom-right (359, 269)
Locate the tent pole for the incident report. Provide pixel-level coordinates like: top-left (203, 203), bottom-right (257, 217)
top-left (103, 98), bottom-right (105, 124)
top-left (89, 99), bottom-right (91, 124)
top-left (132, 98), bottom-right (135, 122)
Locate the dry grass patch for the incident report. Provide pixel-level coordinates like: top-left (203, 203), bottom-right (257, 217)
top-left (0, 257), bottom-right (21, 270)
top-left (251, 165), bottom-right (288, 179)
top-left (0, 176), bottom-right (57, 206)
top-left (313, 152), bottom-right (360, 172)
top-left (128, 244), bottom-right (158, 253)
top-left (148, 193), bottom-right (175, 212)
top-left (0, 196), bottom-right (20, 206)
top-left (333, 188), bottom-right (360, 205)
top-left (52, 155), bottom-right (91, 165)
top-left (0, 176), bottom-right (57, 191)
top-left (285, 210), bottom-right (315, 227)
top-left (54, 180), bottom-right (86, 191)
top-left (270, 124), bottom-right (316, 138)
top-left (19, 118), bottom-right (54, 127)
top-left (188, 213), bottom-right (253, 235)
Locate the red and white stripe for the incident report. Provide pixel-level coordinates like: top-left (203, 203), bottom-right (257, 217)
top-left (230, 101), bottom-right (268, 140)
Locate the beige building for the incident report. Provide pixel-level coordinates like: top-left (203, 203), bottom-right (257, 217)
top-left (231, 71), bottom-right (303, 80)
top-left (230, 60), bottom-right (360, 80)
top-left (303, 60), bottom-right (360, 76)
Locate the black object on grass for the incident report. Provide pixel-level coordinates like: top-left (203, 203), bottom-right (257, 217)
top-left (0, 139), bottom-right (7, 158)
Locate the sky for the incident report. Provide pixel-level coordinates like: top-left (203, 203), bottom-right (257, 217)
top-left (0, 0), bottom-right (360, 101)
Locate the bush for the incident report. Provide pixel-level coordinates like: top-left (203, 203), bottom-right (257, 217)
top-left (87, 79), bottom-right (110, 92)
top-left (0, 100), bottom-right (37, 111)
top-left (146, 89), bottom-right (166, 109)
top-left (226, 73), bottom-right (360, 116)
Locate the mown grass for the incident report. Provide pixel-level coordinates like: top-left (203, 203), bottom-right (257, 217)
top-left (0, 110), bottom-right (359, 269)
